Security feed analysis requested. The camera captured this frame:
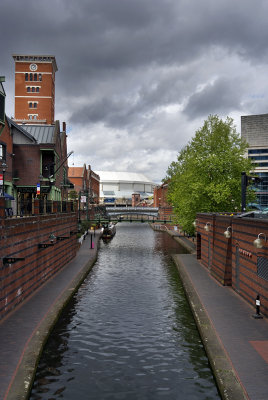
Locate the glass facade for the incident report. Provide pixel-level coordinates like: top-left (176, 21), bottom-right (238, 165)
top-left (248, 147), bottom-right (268, 208)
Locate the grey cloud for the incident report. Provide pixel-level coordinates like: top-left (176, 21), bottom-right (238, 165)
top-left (2, 0), bottom-right (268, 181)
top-left (183, 78), bottom-right (243, 119)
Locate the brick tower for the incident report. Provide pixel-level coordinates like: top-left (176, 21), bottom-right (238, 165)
top-left (12, 54), bottom-right (58, 124)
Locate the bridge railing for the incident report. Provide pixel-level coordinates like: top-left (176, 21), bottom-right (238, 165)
top-left (106, 206), bottom-right (159, 213)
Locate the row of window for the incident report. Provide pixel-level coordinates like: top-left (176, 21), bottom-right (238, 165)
top-left (28, 114), bottom-right (38, 120)
top-left (25, 73), bottom-right (42, 82)
top-left (27, 86), bottom-right (40, 93)
top-left (249, 156), bottom-right (268, 161)
top-left (254, 163), bottom-right (268, 167)
top-left (248, 149), bottom-right (268, 154)
top-left (29, 102), bottom-right (38, 108)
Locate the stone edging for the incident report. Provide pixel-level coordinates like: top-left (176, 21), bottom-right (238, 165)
top-left (5, 243), bottom-right (99, 400)
top-left (172, 254), bottom-right (249, 400)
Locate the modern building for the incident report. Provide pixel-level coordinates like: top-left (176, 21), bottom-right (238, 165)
top-left (96, 171), bottom-right (155, 205)
top-left (12, 54), bottom-right (57, 124)
top-left (241, 113), bottom-right (268, 208)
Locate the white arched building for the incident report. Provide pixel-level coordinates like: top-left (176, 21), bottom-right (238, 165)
top-left (96, 171), bottom-right (155, 205)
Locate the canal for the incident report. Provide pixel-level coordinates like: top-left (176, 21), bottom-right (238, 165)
top-left (29, 223), bottom-right (220, 399)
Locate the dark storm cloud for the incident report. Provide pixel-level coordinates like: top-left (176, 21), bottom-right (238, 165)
top-left (183, 78), bottom-right (243, 119)
top-left (2, 0), bottom-right (268, 180)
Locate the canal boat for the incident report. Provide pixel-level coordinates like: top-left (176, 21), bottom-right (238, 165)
top-left (102, 223), bottom-right (116, 240)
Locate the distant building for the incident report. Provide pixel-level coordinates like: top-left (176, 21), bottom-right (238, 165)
top-left (96, 171), bottom-right (155, 205)
top-left (9, 118), bottom-right (70, 203)
top-left (241, 113), bottom-right (268, 208)
top-left (68, 165), bottom-right (100, 204)
top-left (12, 54), bottom-right (58, 124)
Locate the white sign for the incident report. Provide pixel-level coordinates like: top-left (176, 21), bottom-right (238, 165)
top-left (81, 195), bottom-right (87, 203)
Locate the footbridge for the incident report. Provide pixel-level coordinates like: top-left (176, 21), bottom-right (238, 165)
top-left (87, 206), bottom-right (172, 223)
top-left (106, 206), bottom-right (159, 218)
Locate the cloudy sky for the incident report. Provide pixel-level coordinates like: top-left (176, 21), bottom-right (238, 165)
top-left (1, 0), bottom-right (268, 182)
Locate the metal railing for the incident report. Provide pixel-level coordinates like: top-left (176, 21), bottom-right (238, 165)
top-left (3, 199), bottom-right (76, 218)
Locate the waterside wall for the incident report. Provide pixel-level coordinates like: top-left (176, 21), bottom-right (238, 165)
top-left (0, 197), bottom-right (78, 320)
top-left (196, 213), bottom-right (268, 317)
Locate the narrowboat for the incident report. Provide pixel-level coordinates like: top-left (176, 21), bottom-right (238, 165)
top-left (102, 223), bottom-right (116, 239)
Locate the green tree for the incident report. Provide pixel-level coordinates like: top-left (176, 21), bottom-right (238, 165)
top-left (166, 115), bottom-right (255, 234)
top-left (68, 190), bottom-right (78, 201)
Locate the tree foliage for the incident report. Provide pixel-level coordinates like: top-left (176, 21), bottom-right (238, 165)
top-left (165, 115), bottom-right (254, 234)
top-left (68, 190), bottom-right (78, 200)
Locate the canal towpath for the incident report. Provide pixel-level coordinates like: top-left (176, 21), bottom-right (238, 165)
top-left (0, 229), bottom-right (102, 400)
top-left (170, 233), bottom-right (268, 400)
top-left (0, 227), bottom-right (268, 400)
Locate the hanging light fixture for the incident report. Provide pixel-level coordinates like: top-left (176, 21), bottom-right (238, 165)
top-left (223, 226), bottom-right (232, 239)
top-left (204, 222), bottom-right (211, 232)
top-left (253, 233), bottom-right (266, 249)
top-left (193, 219), bottom-right (198, 228)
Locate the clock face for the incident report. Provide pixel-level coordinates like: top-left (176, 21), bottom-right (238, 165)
top-left (30, 63), bottom-right (38, 71)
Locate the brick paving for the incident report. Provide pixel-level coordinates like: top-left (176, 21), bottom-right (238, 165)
top-left (0, 230), bottom-right (101, 400)
top-left (173, 253), bottom-right (268, 400)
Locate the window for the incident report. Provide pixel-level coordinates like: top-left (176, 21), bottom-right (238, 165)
top-left (30, 73), bottom-right (33, 81)
top-left (38, 74), bottom-right (42, 81)
top-left (27, 87), bottom-right (30, 92)
top-left (29, 102), bottom-right (32, 108)
top-left (257, 257), bottom-right (268, 281)
top-left (34, 73), bottom-right (37, 81)
top-left (32, 87), bottom-right (35, 92)
top-left (25, 73), bottom-right (28, 81)
top-left (28, 114), bottom-right (38, 120)
top-left (33, 103), bottom-right (37, 108)
top-left (249, 156), bottom-right (268, 161)
top-left (248, 149), bottom-right (268, 155)
top-left (36, 87), bottom-right (40, 92)
top-left (0, 143), bottom-right (6, 160)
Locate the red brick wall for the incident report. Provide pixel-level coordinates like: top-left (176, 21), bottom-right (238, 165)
top-left (14, 61), bottom-right (55, 124)
top-left (196, 213), bottom-right (268, 317)
top-left (154, 184), bottom-right (169, 207)
top-left (91, 176), bottom-right (100, 203)
top-left (0, 198), bottom-right (78, 320)
top-left (0, 119), bottom-right (13, 186)
top-left (13, 144), bottom-right (40, 185)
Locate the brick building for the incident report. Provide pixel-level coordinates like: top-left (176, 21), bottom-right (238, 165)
top-left (68, 164), bottom-right (100, 204)
top-left (154, 182), bottom-right (174, 222)
top-left (196, 212), bottom-right (268, 317)
top-left (6, 118), bottom-right (70, 213)
top-left (0, 117), bottom-right (14, 201)
top-left (12, 54), bottom-right (57, 124)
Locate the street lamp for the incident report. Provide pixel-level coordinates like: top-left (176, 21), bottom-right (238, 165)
top-left (223, 226), bottom-right (232, 239)
top-left (204, 222), bottom-right (211, 232)
top-left (253, 233), bottom-right (266, 249)
top-left (0, 77), bottom-right (6, 134)
top-left (1, 162), bottom-right (7, 197)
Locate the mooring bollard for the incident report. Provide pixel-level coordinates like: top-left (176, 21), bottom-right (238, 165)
top-left (253, 294), bottom-right (263, 319)
top-left (90, 233), bottom-right (94, 249)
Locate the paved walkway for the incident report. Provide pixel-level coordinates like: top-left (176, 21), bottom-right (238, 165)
top-left (1, 228), bottom-right (268, 400)
top-left (0, 230), bottom-right (101, 400)
top-left (173, 252), bottom-right (268, 400)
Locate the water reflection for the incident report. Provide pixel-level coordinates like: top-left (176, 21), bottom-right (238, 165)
top-left (30, 223), bottom-right (220, 400)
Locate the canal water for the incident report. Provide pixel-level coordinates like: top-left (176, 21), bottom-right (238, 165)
top-left (30, 223), bottom-right (220, 400)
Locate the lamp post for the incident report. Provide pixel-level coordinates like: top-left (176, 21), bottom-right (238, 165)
top-left (0, 76), bottom-right (6, 135)
top-left (1, 162), bottom-right (7, 197)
